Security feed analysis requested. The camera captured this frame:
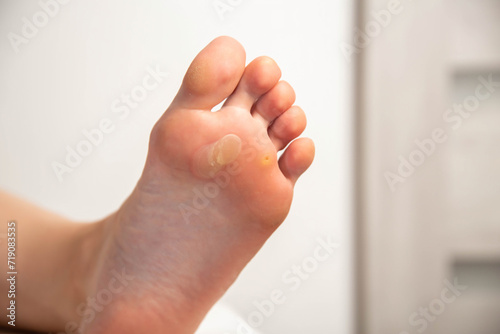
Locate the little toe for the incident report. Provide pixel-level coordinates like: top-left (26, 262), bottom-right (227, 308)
top-left (279, 138), bottom-right (315, 185)
top-left (268, 106), bottom-right (307, 150)
top-left (223, 56), bottom-right (281, 111)
top-left (251, 81), bottom-right (296, 127)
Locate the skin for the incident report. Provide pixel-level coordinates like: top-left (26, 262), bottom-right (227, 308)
top-left (0, 190), bottom-right (106, 330)
top-left (0, 36), bottom-right (314, 333)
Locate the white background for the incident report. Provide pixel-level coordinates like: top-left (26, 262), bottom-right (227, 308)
top-left (0, 1), bottom-right (353, 333)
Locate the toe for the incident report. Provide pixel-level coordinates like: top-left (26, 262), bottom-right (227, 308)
top-left (279, 138), bottom-right (315, 185)
top-left (251, 81), bottom-right (296, 126)
top-left (171, 36), bottom-right (246, 111)
top-left (268, 106), bottom-right (307, 150)
top-left (223, 56), bottom-right (281, 111)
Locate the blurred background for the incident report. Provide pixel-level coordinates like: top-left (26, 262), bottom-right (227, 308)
top-left (356, 0), bottom-right (500, 333)
top-left (1, 0), bottom-right (499, 333)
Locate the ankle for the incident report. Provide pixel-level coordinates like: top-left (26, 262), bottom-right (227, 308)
top-left (63, 219), bottom-right (110, 325)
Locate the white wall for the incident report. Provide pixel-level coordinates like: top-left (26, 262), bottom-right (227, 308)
top-left (358, 0), bottom-right (500, 333)
top-left (0, 1), bottom-right (353, 333)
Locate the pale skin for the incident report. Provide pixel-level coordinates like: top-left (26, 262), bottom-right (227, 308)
top-left (0, 36), bottom-right (315, 333)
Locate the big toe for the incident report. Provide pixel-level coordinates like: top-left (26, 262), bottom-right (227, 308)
top-left (171, 36), bottom-right (246, 111)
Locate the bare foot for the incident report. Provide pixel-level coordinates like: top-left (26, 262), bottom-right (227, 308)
top-left (84, 36), bottom-right (314, 333)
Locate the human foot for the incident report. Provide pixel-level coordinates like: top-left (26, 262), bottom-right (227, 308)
top-left (84, 36), bottom-right (314, 333)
